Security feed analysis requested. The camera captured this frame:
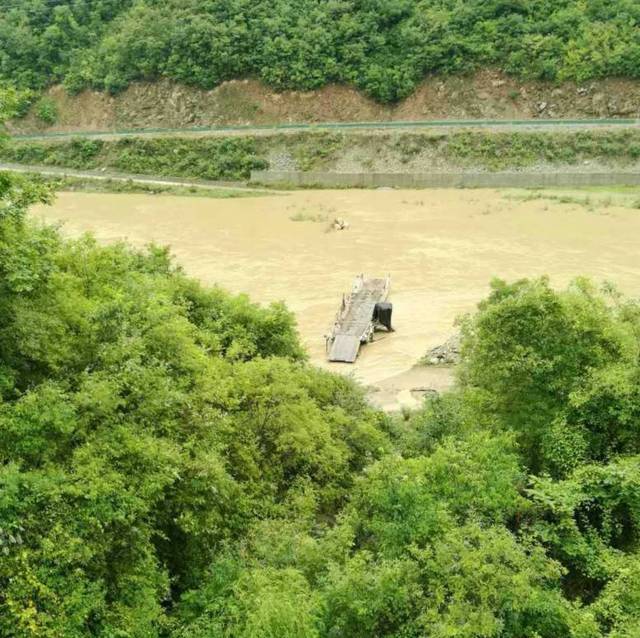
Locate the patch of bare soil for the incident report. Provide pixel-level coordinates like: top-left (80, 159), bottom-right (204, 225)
top-left (10, 70), bottom-right (640, 134)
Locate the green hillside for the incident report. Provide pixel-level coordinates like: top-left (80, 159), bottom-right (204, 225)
top-left (2, 169), bottom-right (640, 637)
top-left (1, 0), bottom-right (640, 102)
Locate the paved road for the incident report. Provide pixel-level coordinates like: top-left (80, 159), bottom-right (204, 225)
top-left (0, 162), bottom-right (277, 193)
top-left (10, 117), bottom-right (640, 142)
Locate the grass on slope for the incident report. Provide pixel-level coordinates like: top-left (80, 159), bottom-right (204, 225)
top-left (2, 129), bottom-right (640, 182)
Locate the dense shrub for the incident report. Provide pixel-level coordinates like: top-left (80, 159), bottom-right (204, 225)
top-left (0, 136), bottom-right (268, 180)
top-left (2, 1), bottom-right (640, 102)
top-left (458, 277), bottom-right (640, 473)
top-left (34, 97), bottom-right (59, 125)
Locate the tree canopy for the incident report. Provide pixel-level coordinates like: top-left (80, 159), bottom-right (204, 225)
top-left (0, 168), bottom-right (394, 636)
top-left (1, 172), bottom-right (639, 636)
top-left (1, 0), bottom-right (640, 102)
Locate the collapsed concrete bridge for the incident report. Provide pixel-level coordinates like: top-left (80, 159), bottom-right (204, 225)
top-left (326, 275), bottom-right (393, 363)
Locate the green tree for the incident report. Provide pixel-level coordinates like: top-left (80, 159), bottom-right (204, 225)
top-left (459, 277), bottom-right (638, 472)
top-left (0, 166), bottom-right (389, 634)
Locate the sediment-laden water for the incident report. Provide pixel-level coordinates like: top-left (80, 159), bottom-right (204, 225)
top-left (32, 187), bottom-right (640, 409)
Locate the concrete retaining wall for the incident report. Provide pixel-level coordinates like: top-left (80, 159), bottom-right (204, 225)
top-left (251, 170), bottom-right (640, 188)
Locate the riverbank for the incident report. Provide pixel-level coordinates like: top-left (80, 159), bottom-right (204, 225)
top-left (4, 127), bottom-right (640, 183)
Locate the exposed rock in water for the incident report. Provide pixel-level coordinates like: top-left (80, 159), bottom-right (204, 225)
top-left (423, 334), bottom-right (461, 365)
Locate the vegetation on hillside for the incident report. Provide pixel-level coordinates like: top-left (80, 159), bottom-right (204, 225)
top-left (3, 129), bottom-right (640, 181)
top-left (0, 136), bottom-right (268, 181)
top-left (1, 96), bottom-right (639, 637)
top-left (2, 1), bottom-right (640, 102)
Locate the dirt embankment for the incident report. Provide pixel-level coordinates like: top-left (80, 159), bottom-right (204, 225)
top-left (10, 70), bottom-right (640, 135)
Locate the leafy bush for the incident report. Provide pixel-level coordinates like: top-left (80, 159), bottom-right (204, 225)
top-left (35, 97), bottom-right (59, 125)
top-left (108, 137), bottom-right (268, 180)
top-left (459, 277), bottom-right (639, 473)
top-left (0, 86), bottom-right (34, 120)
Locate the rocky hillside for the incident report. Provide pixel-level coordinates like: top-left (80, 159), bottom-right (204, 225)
top-left (9, 71), bottom-right (640, 135)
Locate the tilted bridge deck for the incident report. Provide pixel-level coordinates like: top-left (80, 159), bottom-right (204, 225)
top-left (327, 276), bottom-right (390, 363)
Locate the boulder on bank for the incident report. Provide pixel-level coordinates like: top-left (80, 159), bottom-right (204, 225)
top-left (423, 334), bottom-right (461, 365)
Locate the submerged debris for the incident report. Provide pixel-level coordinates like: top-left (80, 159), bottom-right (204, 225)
top-left (410, 387), bottom-right (440, 401)
top-left (332, 217), bottom-right (350, 231)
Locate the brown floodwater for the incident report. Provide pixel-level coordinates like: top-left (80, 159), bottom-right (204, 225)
top-left (31, 188), bottom-right (640, 410)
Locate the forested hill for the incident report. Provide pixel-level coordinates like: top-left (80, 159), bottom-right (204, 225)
top-left (1, 0), bottom-right (640, 103)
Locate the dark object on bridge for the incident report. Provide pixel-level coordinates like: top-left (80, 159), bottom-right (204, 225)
top-left (373, 302), bottom-right (393, 331)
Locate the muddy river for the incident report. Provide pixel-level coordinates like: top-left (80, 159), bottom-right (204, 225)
top-left (32, 188), bottom-right (640, 410)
